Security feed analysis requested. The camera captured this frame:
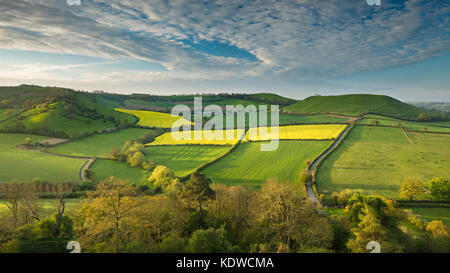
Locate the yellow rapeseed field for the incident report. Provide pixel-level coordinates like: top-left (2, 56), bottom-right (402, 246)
top-left (115, 108), bottom-right (192, 128)
top-left (146, 129), bottom-right (245, 146)
top-left (244, 124), bottom-right (346, 141)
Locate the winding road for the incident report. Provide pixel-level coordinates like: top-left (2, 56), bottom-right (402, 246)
top-left (306, 123), bottom-right (354, 203)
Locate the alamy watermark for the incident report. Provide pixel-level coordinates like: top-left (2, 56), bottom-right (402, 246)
top-left (171, 97), bottom-right (279, 151)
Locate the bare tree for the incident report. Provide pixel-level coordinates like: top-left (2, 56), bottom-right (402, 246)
top-left (52, 181), bottom-right (72, 236)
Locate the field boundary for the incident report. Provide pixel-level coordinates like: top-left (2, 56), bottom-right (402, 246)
top-left (305, 122), bottom-right (356, 204)
top-left (401, 127), bottom-right (413, 144)
top-left (185, 128), bottom-right (249, 181)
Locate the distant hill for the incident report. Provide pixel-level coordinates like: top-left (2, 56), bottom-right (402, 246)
top-left (282, 94), bottom-right (443, 120)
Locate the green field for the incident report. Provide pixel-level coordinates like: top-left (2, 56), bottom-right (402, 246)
top-left (49, 128), bottom-right (152, 158)
top-left (317, 126), bottom-right (450, 199)
top-left (90, 159), bottom-right (149, 185)
top-left (202, 141), bottom-right (331, 189)
top-left (360, 115), bottom-right (450, 133)
top-left (283, 94), bottom-right (435, 119)
top-left (410, 207), bottom-right (450, 227)
top-left (0, 133), bottom-right (85, 183)
top-left (145, 145), bottom-right (232, 177)
top-left (0, 198), bottom-right (82, 218)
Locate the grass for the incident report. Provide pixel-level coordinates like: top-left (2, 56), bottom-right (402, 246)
top-left (48, 128), bottom-right (153, 158)
top-left (0, 198), bottom-right (82, 218)
top-left (0, 133), bottom-right (85, 183)
top-left (90, 159), bottom-right (149, 185)
top-left (216, 112), bottom-right (348, 128)
top-left (283, 94), bottom-right (434, 119)
top-left (360, 116), bottom-right (450, 133)
top-left (410, 207), bottom-right (450, 227)
top-left (201, 140), bottom-right (332, 189)
top-left (115, 108), bottom-right (192, 128)
top-left (145, 145), bottom-right (232, 177)
top-left (316, 126), bottom-right (450, 199)
top-left (244, 124), bottom-right (346, 141)
top-left (146, 129), bottom-right (245, 146)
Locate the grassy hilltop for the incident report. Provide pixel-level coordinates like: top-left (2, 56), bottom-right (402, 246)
top-left (283, 94), bottom-right (441, 120)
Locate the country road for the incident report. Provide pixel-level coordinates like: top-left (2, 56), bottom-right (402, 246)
top-left (306, 123), bottom-right (354, 203)
top-left (80, 158), bottom-right (95, 181)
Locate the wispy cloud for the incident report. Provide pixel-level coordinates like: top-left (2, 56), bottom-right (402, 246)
top-left (0, 0), bottom-right (448, 98)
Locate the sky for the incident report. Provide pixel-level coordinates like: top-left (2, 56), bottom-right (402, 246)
top-left (0, 0), bottom-right (449, 101)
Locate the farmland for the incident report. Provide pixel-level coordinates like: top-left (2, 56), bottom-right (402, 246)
top-left (145, 145), bottom-right (232, 177)
top-left (410, 207), bottom-right (450, 227)
top-left (360, 115), bottom-right (450, 133)
top-left (244, 124), bottom-right (346, 141)
top-left (316, 126), bottom-right (450, 199)
top-left (49, 128), bottom-right (152, 158)
top-left (201, 140), bottom-right (332, 189)
top-left (146, 129), bottom-right (245, 146)
top-left (115, 108), bottom-right (192, 128)
top-left (0, 133), bottom-right (85, 183)
top-left (90, 159), bottom-right (149, 185)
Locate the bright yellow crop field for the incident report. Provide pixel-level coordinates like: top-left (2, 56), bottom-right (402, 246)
top-left (244, 124), bottom-right (346, 141)
top-left (115, 108), bottom-right (192, 128)
top-left (146, 129), bottom-right (245, 146)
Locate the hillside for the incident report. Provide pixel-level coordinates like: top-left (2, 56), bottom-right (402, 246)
top-left (283, 94), bottom-right (441, 120)
top-left (0, 85), bottom-right (137, 138)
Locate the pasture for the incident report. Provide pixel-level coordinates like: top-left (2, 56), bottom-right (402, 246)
top-left (316, 126), bottom-right (450, 199)
top-left (115, 108), bottom-right (192, 128)
top-left (146, 129), bottom-right (245, 146)
top-left (90, 159), bottom-right (149, 185)
top-left (201, 140), bottom-right (331, 189)
top-left (145, 145), bottom-right (232, 177)
top-left (410, 207), bottom-right (450, 227)
top-left (49, 128), bottom-right (152, 158)
top-left (244, 124), bottom-right (346, 142)
top-left (360, 115), bottom-right (450, 133)
top-left (0, 133), bottom-right (85, 183)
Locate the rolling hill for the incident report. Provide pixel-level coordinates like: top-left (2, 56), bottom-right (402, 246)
top-left (0, 85), bottom-right (137, 138)
top-left (283, 94), bottom-right (439, 120)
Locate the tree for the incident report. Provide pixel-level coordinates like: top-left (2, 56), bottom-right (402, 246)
top-left (426, 220), bottom-right (449, 239)
top-left (181, 172), bottom-right (215, 221)
top-left (1, 181), bottom-right (22, 228)
top-left (76, 178), bottom-right (138, 251)
top-left (399, 178), bottom-right (424, 201)
top-left (249, 179), bottom-right (333, 252)
top-left (51, 182), bottom-right (72, 236)
top-left (148, 165), bottom-right (180, 194)
top-left (346, 206), bottom-right (402, 253)
top-left (128, 151), bottom-right (145, 167)
top-left (187, 226), bottom-right (233, 253)
top-left (4, 109), bottom-right (14, 117)
top-left (429, 177), bottom-right (449, 201)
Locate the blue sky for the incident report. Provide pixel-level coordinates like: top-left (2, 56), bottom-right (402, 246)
top-left (0, 0), bottom-right (449, 101)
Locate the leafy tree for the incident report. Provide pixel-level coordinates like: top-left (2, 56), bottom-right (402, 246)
top-left (128, 151), bottom-right (145, 167)
top-left (346, 206), bottom-right (402, 253)
top-left (399, 178), bottom-right (424, 201)
top-left (429, 177), bottom-right (449, 201)
top-left (426, 220), bottom-right (449, 239)
top-left (187, 226), bottom-right (233, 253)
top-left (35, 214), bottom-right (74, 239)
top-left (181, 172), bottom-right (215, 221)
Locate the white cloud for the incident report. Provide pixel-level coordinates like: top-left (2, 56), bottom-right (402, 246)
top-left (0, 0), bottom-right (448, 84)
